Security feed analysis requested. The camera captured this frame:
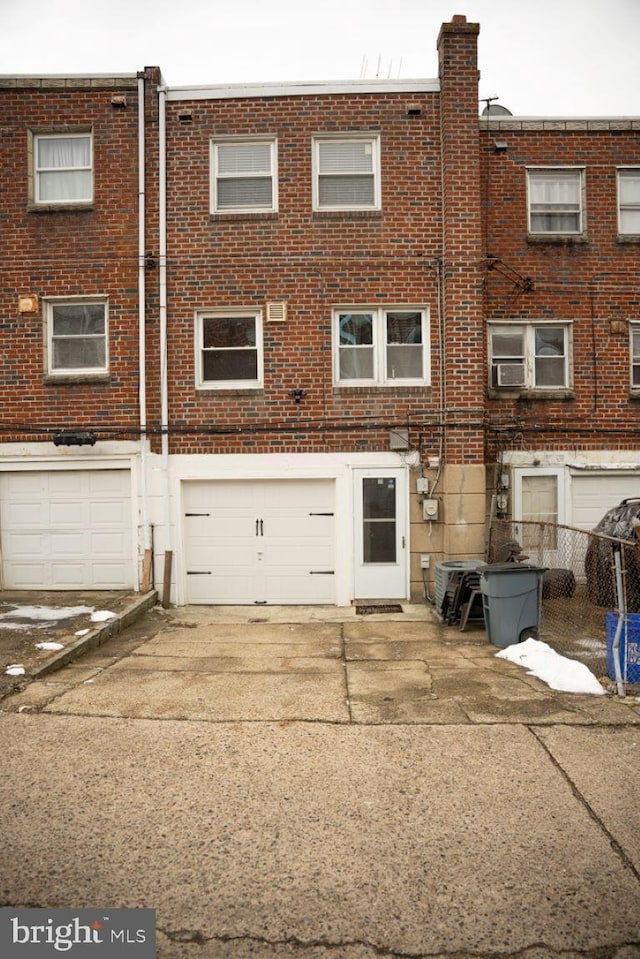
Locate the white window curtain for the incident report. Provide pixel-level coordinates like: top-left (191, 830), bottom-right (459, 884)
top-left (214, 141), bottom-right (274, 211)
top-left (529, 171), bottom-right (581, 232)
top-left (36, 135), bottom-right (92, 202)
top-left (317, 140), bottom-right (376, 208)
top-left (619, 170), bottom-right (640, 234)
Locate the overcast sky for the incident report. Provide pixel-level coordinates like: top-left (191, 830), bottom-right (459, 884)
top-left (1, 0), bottom-right (638, 116)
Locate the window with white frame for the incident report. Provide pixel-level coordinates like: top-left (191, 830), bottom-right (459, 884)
top-left (313, 136), bottom-right (381, 211)
top-left (527, 168), bottom-right (584, 235)
top-left (210, 139), bottom-right (277, 214)
top-left (514, 468), bottom-right (564, 551)
top-left (33, 132), bottom-right (93, 205)
top-left (196, 310), bottom-right (263, 388)
top-left (334, 308), bottom-right (429, 385)
top-left (489, 321), bottom-right (571, 390)
top-left (46, 299), bottom-right (108, 375)
top-left (630, 324), bottom-right (640, 390)
top-left (618, 168), bottom-right (640, 235)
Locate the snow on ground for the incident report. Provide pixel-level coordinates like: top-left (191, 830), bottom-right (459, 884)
top-left (90, 610), bottom-right (115, 623)
top-left (5, 664), bottom-right (25, 676)
top-left (0, 605), bottom-right (94, 621)
top-left (496, 638), bottom-right (606, 695)
top-left (34, 642), bottom-right (65, 651)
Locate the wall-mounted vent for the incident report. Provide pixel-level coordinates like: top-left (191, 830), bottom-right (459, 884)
top-left (267, 302), bottom-right (287, 323)
top-left (389, 428), bottom-right (409, 451)
top-left (496, 362), bottom-right (525, 387)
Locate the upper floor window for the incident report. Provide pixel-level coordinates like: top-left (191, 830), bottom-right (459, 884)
top-left (34, 133), bottom-right (93, 205)
top-left (527, 168), bottom-right (584, 235)
top-left (334, 307), bottom-right (429, 386)
top-left (313, 136), bottom-right (381, 211)
top-left (210, 139), bottom-right (277, 214)
top-left (618, 168), bottom-right (640, 235)
top-left (46, 298), bottom-right (108, 376)
top-left (630, 324), bottom-right (640, 390)
top-left (196, 310), bottom-right (263, 389)
top-left (489, 321), bottom-right (571, 391)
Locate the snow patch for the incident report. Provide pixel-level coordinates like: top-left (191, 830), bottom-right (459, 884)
top-left (35, 642), bottom-right (64, 651)
top-left (0, 605), bottom-right (94, 622)
top-left (90, 610), bottom-right (115, 623)
top-left (75, 629), bottom-right (91, 637)
top-left (5, 664), bottom-right (25, 676)
top-left (496, 638), bottom-right (605, 695)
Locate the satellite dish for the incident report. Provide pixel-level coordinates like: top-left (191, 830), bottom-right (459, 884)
top-left (481, 103), bottom-right (513, 116)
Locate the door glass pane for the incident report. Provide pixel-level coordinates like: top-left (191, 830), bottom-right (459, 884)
top-left (522, 475), bottom-right (558, 549)
top-left (362, 477), bottom-right (396, 563)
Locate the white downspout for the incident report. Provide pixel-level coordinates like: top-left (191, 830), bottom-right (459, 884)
top-left (137, 74), bottom-right (151, 569)
top-left (158, 84), bottom-right (173, 603)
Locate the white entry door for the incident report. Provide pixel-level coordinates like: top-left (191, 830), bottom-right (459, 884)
top-left (353, 468), bottom-right (407, 599)
top-left (183, 479), bottom-right (335, 604)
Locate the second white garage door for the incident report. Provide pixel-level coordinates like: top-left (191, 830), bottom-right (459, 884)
top-left (571, 473), bottom-right (640, 529)
top-left (183, 479), bottom-right (335, 604)
top-left (0, 469), bottom-right (134, 589)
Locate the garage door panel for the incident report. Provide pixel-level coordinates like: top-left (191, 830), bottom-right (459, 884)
top-left (184, 479), bottom-right (335, 605)
top-left (572, 475), bottom-right (640, 529)
top-left (1, 470), bottom-right (133, 590)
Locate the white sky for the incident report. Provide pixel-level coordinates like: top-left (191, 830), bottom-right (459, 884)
top-left (0, 0), bottom-right (638, 116)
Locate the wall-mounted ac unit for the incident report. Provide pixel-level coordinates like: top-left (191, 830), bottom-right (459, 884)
top-left (496, 362), bottom-right (525, 387)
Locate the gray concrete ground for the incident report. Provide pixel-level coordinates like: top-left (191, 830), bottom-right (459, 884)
top-left (0, 597), bottom-right (639, 958)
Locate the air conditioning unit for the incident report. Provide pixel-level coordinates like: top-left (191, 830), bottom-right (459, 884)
top-left (496, 362), bottom-right (526, 387)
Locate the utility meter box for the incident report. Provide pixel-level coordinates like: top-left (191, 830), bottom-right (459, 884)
top-left (423, 498), bottom-right (439, 521)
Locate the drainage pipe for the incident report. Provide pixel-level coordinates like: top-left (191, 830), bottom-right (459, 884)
top-left (612, 546), bottom-right (626, 697)
top-left (137, 73), bottom-right (151, 573)
top-left (158, 83), bottom-right (172, 604)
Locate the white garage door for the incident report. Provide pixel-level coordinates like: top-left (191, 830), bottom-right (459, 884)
top-left (184, 479), bottom-right (335, 604)
top-left (571, 473), bottom-right (640, 530)
top-left (0, 470), bottom-right (134, 589)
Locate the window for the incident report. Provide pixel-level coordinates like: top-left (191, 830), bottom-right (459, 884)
top-left (46, 299), bottom-right (107, 375)
top-left (630, 324), bottom-right (640, 390)
top-left (489, 322), bottom-right (570, 391)
top-left (196, 310), bottom-right (263, 389)
top-left (334, 308), bottom-right (429, 385)
top-left (33, 133), bottom-right (92, 205)
top-left (618, 169), bottom-right (640, 235)
top-left (527, 168), bottom-right (584, 234)
top-left (313, 136), bottom-right (381, 211)
top-left (210, 139), bottom-right (277, 214)
top-left (514, 468), bottom-right (564, 551)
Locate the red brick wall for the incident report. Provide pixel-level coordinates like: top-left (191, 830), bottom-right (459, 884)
top-left (0, 77), bottom-right (151, 443)
top-left (163, 88), bottom-right (447, 456)
top-left (480, 120), bottom-right (640, 460)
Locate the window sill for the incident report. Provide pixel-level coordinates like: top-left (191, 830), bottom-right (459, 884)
top-left (196, 386), bottom-right (263, 394)
top-left (487, 387), bottom-right (575, 401)
top-left (45, 373), bottom-right (110, 385)
top-left (333, 383), bottom-right (430, 393)
top-left (28, 202), bottom-right (94, 214)
top-left (209, 212), bottom-right (278, 222)
top-left (526, 234), bottom-right (588, 246)
top-left (313, 210), bottom-right (383, 220)
top-left (628, 391), bottom-right (640, 401)
top-left (618, 234), bottom-right (640, 244)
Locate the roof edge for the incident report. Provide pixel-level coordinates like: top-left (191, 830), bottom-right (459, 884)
top-left (165, 78), bottom-right (440, 102)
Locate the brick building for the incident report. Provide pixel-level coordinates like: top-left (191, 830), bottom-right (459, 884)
top-left (1, 16), bottom-right (638, 605)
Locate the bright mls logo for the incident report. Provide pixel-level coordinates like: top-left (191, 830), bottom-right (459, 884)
top-left (0, 908), bottom-right (155, 957)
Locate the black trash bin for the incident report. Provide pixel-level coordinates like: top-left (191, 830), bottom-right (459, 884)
top-left (480, 563), bottom-right (547, 648)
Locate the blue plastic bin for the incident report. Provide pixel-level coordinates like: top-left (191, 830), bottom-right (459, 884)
top-left (606, 612), bottom-right (640, 683)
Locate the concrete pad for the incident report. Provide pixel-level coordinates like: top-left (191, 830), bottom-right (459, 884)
top-left (43, 667), bottom-right (349, 722)
top-left (154, 622), bottom-right (342, 646)
top-left (134, 638), bottom-right (342, 660)
top-left (344, 639), bottom-right (435, 662)
top-left (536, 726), bottom-right (640, 872)
top-left (346, 660), bottom-right (468, 723)
top-left (0, 717), bottom-right (638, 955)
top-left (460, 697), bottom-right (584, 724)
top-left (122, 653), bottom-right (342, 674)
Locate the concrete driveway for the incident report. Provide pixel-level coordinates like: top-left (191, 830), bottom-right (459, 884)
top-left (1, 603), bottom-right (640, 957)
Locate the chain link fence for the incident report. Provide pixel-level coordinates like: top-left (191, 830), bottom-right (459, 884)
top-left (488, 518), bottom-right (640, 695)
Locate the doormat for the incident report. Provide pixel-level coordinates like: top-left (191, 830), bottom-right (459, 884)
top-left (356, 604), bottom-right (403, 615)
